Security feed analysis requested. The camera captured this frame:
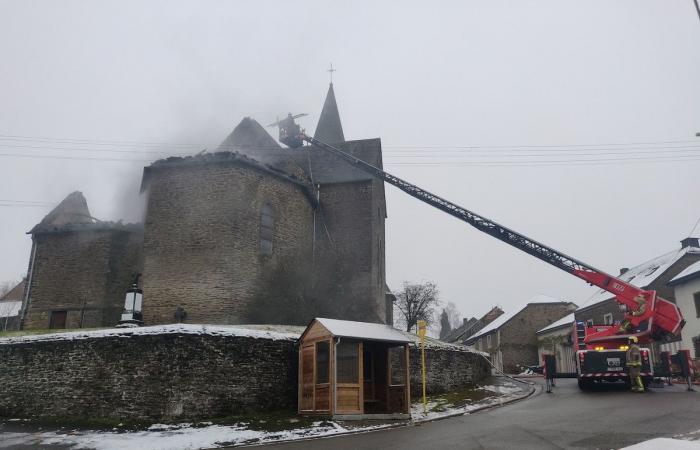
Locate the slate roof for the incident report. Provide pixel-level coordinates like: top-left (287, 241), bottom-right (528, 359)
top-left (0, 279), bottom-right (25, 301)
top-left (669, 259), bottom-right (700, 286)
top-left (468, 295), bottom-right (573, 342)
top-left (577, 245), bottom-right (700, 311)
top-left (442, 317), bottom-right (478, 343)
top-left (213, 115), bottom-right (382, 185)
top-left (29, 191), bottom-right (93, 234)
top-left (314, 83), bottom-right (345, 143)
top-left (537, 313), bottom-right (575, 334)
top-left (28, 192), bottom-right (143, 235)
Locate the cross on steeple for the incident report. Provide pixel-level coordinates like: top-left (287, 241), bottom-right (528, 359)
top-left (327, 63), bottom-right (336, 84)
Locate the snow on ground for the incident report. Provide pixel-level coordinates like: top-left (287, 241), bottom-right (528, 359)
top-left (0, 380), bottom-right (526, 450)
top-left (0, 323), bottom-right (304, 345)
top-left (621, 438), bottom-right (700, 449)
top-left (621, 429), bottom-right (700, 449)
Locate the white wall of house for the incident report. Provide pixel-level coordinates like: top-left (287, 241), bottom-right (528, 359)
top-left (537, 327), bottom-right (576, 374)
top-left (672, 276), bottom-right (700, 357)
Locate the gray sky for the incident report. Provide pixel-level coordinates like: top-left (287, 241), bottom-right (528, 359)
top-left (1, 1), bottom-right (699, 320)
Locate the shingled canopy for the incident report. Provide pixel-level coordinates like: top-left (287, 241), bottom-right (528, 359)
top-left (298, 318), bottom-right (411, 419)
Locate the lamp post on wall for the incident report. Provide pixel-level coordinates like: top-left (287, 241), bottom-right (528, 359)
top-left (117, 275), bottom-right (143, 327)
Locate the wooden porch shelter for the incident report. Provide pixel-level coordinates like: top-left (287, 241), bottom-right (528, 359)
top-left (298, 318), bottom-right (412, 420)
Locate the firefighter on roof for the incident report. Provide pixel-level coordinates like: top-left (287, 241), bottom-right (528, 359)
top-left (626, 336), bottom-right (644, 393)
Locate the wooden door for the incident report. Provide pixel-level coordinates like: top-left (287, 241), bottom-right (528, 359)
top-left (335, 341), bottom-right (362, 414)
top-left (300, 345), bottom-right (315, 411)
top-left (49, 311), bottom-right (67, 329)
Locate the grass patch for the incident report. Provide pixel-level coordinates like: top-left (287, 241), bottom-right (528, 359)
top-left (424, 384), bottom-right (498, 413)
top-left (207, 410), bottom-right (319, 433)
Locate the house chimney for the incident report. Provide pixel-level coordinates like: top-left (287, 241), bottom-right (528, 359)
top-left (619, 268), bottom-right (629, 275)
top-left (681, 237), bottom-right (699, 249)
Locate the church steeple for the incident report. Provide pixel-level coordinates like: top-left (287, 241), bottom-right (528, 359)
top-left (314, 83), bottom-right (345, 143)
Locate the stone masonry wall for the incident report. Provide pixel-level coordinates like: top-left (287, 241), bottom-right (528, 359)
top-left (316, 180), bottom-right (385, 323)
top-left (0, 332), bottom-right (298, 423)
top-left (142, 162), bottom-right (314, 325)
top-left (498, 303), bottom-right (575, 373)
top-left (0, 331), bottom-right (489, 422)
top-left (409, 347), bottom-right (490, 397)
top-left (23, 228), bottom-right (142, 330)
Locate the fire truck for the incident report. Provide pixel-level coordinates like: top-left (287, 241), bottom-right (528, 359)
top-left (273, 117), bottom-right (687, 389)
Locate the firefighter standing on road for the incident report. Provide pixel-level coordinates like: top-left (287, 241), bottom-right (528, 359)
top-left (626, 336), bottom-right (644, 393)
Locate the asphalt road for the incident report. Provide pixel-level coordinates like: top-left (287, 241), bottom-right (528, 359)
top-left (259, 378), bottom-right (700, 450)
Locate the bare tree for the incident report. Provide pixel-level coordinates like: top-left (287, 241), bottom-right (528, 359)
top-left (395, 281), bottom-right (440, 332)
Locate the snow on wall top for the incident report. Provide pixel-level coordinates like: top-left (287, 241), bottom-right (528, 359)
top-left (468, 295), bottom-right (568, 341)
top-left (669, 260), bottom-right (700, 285)
top-left (578, 246), bottom-right (700, 310)
top-left (0, 301), bottom-right (21, 318)
top-left (315, 318), bottom-right (411, 343)
top-left (0, 324), bottom-right (304, 345)
top-left (537, 312), bottom-right (575, 334)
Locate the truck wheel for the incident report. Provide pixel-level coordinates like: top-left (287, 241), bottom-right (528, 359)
top-left (578, 378), bottom-right (591, 390)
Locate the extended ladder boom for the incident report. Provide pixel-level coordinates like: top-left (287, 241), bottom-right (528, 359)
top-left (300, 133), bottom-right (684, 342)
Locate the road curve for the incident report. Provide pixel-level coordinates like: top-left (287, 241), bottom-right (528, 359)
top-left (258, 378), bottom-right (700, 450)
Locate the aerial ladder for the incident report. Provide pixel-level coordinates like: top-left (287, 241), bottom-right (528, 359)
top-left (272, 114), bottom-right (686, 387)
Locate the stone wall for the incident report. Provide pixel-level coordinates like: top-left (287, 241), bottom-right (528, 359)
top-left (23, 227), bottom-right (143, 330)
top-left (498, 303), bottom-right (575, 373)
top-left (409, 346), bottom-right (490, 397)
top-left (141, 161), bottom-right (314, 325)
top-left (0, 328), bottom-right (489, 422)
top-left (0, 329), bottom-right (299, 423)
top-left (316, 180), bottom-right (385, 323)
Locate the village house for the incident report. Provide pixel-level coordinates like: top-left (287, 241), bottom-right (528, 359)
top-left (668, 258), bottom-right (700, 359)
top-left (18, 83), bottom-right (392, 330)
top-left (536, 313), bottom-right (576, 374)
top-left (442, 306), bottom-right (504, 344)
top-left (465, 296), bottom-right (576, 373)
top-left (0, 279), bottom-right (24, 331)
top-left (574, 238), bottom-right (700, 354)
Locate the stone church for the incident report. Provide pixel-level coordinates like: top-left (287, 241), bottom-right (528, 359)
top-left (19, 83), bottom-right (390, 330)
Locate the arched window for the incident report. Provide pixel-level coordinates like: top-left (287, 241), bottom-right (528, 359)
top-left (260, 204), bottom-right (274, 255)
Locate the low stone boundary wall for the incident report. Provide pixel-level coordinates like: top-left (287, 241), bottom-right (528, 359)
top-left (409, 346), bottom-right (490, 397)
top-left (0, 325), bottom-right (489, 422)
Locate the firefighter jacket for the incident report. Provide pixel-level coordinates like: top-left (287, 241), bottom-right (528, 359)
top-left (626, 344), bottom-right (642, 367)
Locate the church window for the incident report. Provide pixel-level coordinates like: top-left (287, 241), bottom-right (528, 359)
top-left (260, 204), bottom-right (274, 255)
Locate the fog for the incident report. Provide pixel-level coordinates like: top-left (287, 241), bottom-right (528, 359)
top-left (1, 1), bottom-right (699, 319)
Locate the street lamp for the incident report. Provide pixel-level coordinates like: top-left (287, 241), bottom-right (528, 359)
top-left (117, 278), bottom-right (143, 327)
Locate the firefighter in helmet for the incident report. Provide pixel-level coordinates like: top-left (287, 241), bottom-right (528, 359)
top-left (625, 336), bottom-right (644, 393)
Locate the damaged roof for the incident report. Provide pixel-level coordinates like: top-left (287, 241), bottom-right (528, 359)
top-left (29, 192), bottom-right (143, 235)
top-left (216, 116), bottom-right (383, 184)
top-left (140, 150), bottom-right (318, 207)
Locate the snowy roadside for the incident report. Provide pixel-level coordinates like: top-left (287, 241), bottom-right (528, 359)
top-left (621, 429), bottom-right (700, 449)
top-left (0, 379), bottom-right (528, 450)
